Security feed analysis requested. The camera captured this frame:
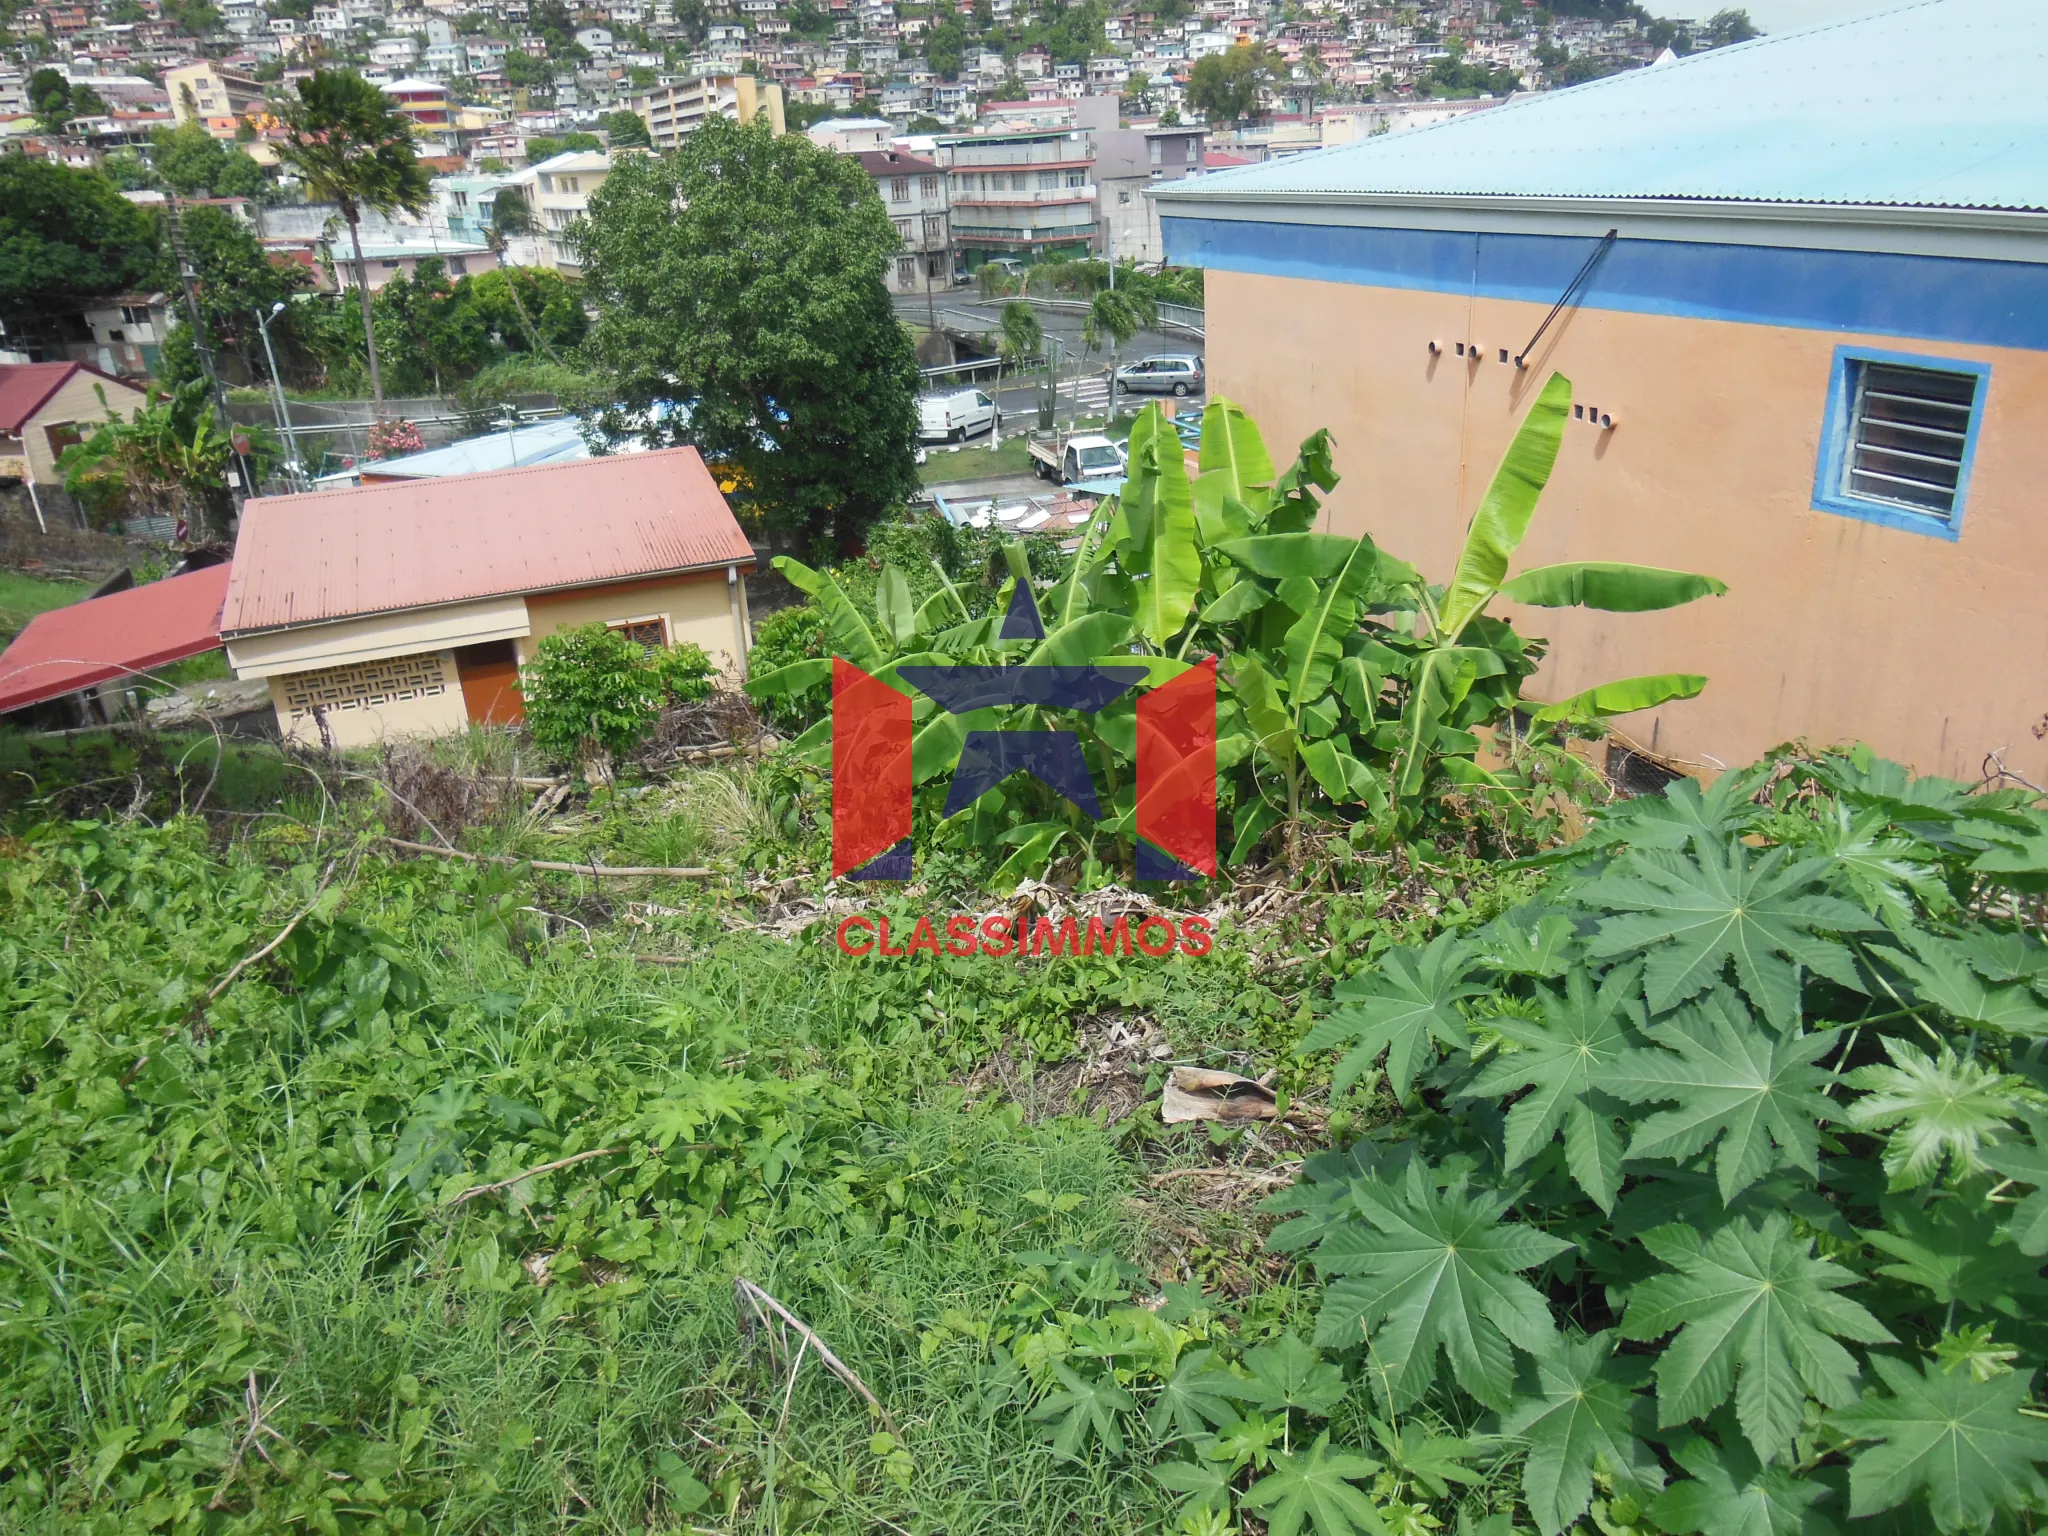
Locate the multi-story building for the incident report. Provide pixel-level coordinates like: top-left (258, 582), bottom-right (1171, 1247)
top-left (381, 76), bottom-right (453, 137)
top-left (512, 148), bottom-right (611, 273)
top-left (633, 72), bottom-right (784, 147)
top-left (856, 147), bottom-right (952, 294)
top-left (933, 127), bottom-right (1096, 265)
top-left (1093, 121), bottom-right (1206, 264)
top-left (163, 60), bottom-right (263, 137)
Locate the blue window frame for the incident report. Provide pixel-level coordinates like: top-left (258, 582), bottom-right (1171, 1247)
top-left (1812, 345), bottom-right (1990, 542)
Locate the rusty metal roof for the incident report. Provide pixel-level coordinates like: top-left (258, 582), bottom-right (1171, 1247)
top-left (0, 564), bottom-right (230, 715)
top-left (220, 448), bottom-right (755, 636)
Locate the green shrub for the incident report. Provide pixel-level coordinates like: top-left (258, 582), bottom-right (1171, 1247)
top-left (652, 639), bottom-right (716, 704)
top-left (746, 604), bottom-right (829, 730)
top-left (519, 622), bottom-right (662, 769)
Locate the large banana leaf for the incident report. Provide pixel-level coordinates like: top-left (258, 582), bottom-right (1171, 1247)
top-left (1201, 579), bottom-right (1272, 625)
top-left (1302, 737), bottom-right (1385, 809)
top-left (1032, 610), bottom-right (1133, 666)
top-left (1191, 468), bottom-right (1256, 548)
top-left (1230, 655), bottom-right (1297, 766)
top-left (1215, 532), bottom-right (1358, 580)
top-left (1283, 536), bottom-right (1385, 711)
top-left (772, 555), bottom-right (885, 671)
top-left (745, 657), bottom-right (833, 698)
top-left (875, 564), bottom-right (918, 646)
top-left (1126, 407), bottom-right (1202, 649)
top-left (1437, 372), bottom-right (1572, 643)
top-left (1531, 673), bottom-right (1707, 723)
top-left (1198, 396), bottom-right (1276, 505)
top-left (1500, 563), bottom-right (1727, 612)
top-left (1394, 649), bottom-right (1482, 799)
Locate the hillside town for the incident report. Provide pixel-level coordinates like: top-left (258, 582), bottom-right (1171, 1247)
top-left (2, 0), bottom-right (1757, 301)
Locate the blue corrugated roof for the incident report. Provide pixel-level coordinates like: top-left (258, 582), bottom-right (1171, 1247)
top-left (361, 416), bottom-right (591, 480)
top-left (1162, 0), bottom-right (2048, 212)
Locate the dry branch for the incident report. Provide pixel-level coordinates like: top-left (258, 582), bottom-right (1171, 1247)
top-left (379, 837), bottom-right (712, 877)
top-left (443, 1146), bottom-right (626, 1206)
top-left (734, 1277), bottom-right (900, 1438)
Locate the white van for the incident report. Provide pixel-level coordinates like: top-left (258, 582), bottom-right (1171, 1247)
top-left (918, 388), bottom-right (1000, 443)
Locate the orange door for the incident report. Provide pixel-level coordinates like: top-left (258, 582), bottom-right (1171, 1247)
top-left (454, 641), bottom-right (525, 725)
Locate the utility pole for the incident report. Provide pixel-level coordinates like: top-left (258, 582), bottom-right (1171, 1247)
top-left (254, 302), bottom-right (303, 489)
top-left (167, 195), bottom-right (253, 529)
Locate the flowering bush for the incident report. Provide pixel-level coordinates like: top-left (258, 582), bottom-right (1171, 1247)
top-left (365, 418), bottom-right (424, 459)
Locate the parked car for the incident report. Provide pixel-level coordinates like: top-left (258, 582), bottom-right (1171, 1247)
top-left (918, 388), bottom-right (1000, 443)
top-left (1114, 355), bottom-right (1206, 397)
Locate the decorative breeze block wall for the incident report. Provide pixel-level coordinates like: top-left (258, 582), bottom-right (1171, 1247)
top-left (278, 652), bottom-right (450, 719)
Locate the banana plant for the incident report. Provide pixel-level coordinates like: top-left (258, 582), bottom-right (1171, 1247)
top-left (747, 383), bottom-right (1726, 878)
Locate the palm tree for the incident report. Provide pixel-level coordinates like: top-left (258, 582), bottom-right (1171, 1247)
top-left (997, 299), bottom-right (1040, 373)
top-left (481, 186), bottom-right (560, 364)
top-left (274, 69), bottom-right (432, 414)
top-left (1083, 287), bottom-right (1153, 421)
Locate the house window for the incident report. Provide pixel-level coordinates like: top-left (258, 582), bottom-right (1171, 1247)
top-left (608, 615), bottom-right (669, 653)
top-left (560, 176), bottom-right (579, 192)
top-left (1148, 138), bottom-right (1162, 165)
top-left (926, 250), bottom-right (946, 278)
top-left (920, 174), bottom-right (938, 199)
top-left (890, 176), bottom-right (909, 201)
top-left (447, 256), bottom-right (468, 276)
top-left (923, 214), bottom-right (943, 242)
top-left (897, 255), bottom-right (918, 285)
top-left (1812, 348), bottom-right (1989, 540)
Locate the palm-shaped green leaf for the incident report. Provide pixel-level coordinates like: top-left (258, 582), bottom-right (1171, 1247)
top-left (1029, 1361), bottom-right (1137, 1459)
top-left (1648, 1432), bottom-right (1835, 1536)
top-left (1530, 673), bottom-right (1708, 725)
top-left (1604, 989), bottom-right (1839, 1202)
top-left (1579, 770), bottom-right (1768, 857)
top-left (1282, 536), bottom-right (1387, 710)
top-left (1242, 1433), bottom-right (1388, 1536)
top-left (1843, 1037), bottom-right (2034, 1189)
top-left (1981, 1118), bottom-right (2048, 1255)
top-left (1859, 1195), bottom-right (2048, 1314)
top-left (1227, 1335), bottom-right (1347, 1416)
top-left (1620, 1215), bottom-right (1895, 1462)
top-left (1308, 1164), bottom-right (1572, 1410)
top-left (1827, 1356), bottom-right (2048, 1533)
top-left (1468, 962), bottom-right (1643, 1210)
top-left (1367, 1417), bottom-right (1484, 1498)
top-left (1123, 406), bottom-right (1202, 649)
top-left (1580, 842), bottom-right (1873, 1025)
top-left (1301, 934), bottom-right (1483, 1099)
top-left (771, 554), bottom-right (885, 669)
top-left (1502, 1331), bottom-right (1662, 1536)
top-left (1148, 1348), bottom-right (1244, 1441)
top-left (1883, 931), bottom-right (2048, 1035)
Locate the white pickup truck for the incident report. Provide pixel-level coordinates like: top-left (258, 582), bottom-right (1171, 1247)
top-left (1027, 431), bottom-right (1126, 486)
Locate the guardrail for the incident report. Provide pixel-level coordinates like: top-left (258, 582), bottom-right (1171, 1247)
top-left (924, 294), bottom-right (1206, 340)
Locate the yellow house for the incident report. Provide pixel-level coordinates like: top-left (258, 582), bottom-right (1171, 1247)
top-left (0, 362), bottom-right (149, 486)
top-left (219, 449), bottom-right (756, 749)
top-left (1155, 0), bottom-right (2048, 784)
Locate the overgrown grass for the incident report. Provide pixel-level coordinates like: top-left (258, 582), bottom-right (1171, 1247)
top-left (0, 569), bottom-right (87, 645)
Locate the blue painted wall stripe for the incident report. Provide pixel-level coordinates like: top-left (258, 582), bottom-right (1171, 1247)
top-left (1161, 214), bottom-right (2048, 352)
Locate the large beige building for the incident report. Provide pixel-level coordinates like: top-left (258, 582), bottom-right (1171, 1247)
top-left (219, 451), bottom-right (757, 749)
top-left (508, 149), bottom-right (614, 274)
top-left (164, 61), bottom-right (265, 139)
top-left (1155, 0), bottom-right (2048, 784)
top-left (633, 73), bottom-right (784, 150)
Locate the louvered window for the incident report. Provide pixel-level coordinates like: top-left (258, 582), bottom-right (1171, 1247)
top-left (1839, 361), bottom-right (1979, 521)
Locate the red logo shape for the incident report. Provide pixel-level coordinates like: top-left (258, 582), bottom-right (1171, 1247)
top-left (1136, 657), bottom-right (1218, 878)
top-left (831, 658), bottom-right (912, 877)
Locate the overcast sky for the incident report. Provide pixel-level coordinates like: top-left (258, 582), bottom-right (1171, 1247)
top-left (1649, 0), bottom-right (1922, 32)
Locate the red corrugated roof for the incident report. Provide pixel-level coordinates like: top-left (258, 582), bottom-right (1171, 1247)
top-left (0, 361), bottom-right (133, 434)
top-left (0, 564), bottom-right (231, 715)
top-left (221, 447), bottom-right (755, 636)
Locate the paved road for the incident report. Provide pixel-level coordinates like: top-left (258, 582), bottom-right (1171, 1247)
top-left (893, 293), bottom-right (1207, 421)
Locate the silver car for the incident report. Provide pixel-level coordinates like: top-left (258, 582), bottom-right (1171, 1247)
top-left (1114, 355), bottom-right (1206, 397)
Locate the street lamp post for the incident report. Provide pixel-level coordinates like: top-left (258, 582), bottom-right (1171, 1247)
top-left (253, 302), bottom-right (302, 489)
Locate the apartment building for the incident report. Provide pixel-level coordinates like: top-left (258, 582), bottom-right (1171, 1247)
top-left (1093, 121), bottom-right (1206, 264)
top-left (633, 71), bottom-right (785, 148)
top-left (163, 60), bottom-right (263, 138)
top-left (933, 127), bottom-right (1096, 265)
top-left (857, 148), bottom-right (952, 294)
top-left (512, 148), bottom-right (612, 273)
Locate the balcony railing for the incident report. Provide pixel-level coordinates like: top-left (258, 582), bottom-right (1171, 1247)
top-left (950, 185), bottom-right (1096, 206)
